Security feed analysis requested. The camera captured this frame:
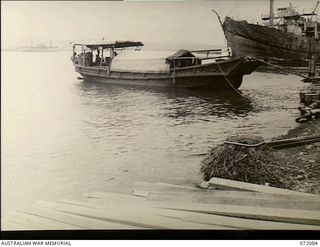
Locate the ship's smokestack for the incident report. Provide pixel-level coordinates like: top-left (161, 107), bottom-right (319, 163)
top-left (269, 0), bottom-right (274, 26)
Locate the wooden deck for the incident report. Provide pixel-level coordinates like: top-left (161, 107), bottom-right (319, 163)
top-left (3, 178), bottom-right (320, 230)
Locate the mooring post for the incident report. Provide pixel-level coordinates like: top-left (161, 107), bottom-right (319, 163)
top-left (308, 37), bottom-right (317, 78)
top-left (269, 0), bottom-right (274, 26)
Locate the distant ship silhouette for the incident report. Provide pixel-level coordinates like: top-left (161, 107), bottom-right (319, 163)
top-left (18, 41), bottom-right (58, 52)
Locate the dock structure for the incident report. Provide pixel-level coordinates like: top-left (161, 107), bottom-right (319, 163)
top-left (3, 178), bottom-right (320, 230)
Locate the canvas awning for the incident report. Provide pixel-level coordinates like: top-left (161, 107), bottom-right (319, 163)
top-left (74, 41), bottom-right (144, 49)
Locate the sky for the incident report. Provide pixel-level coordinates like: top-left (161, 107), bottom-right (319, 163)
top-left (1, 0), bottom-right (319, 50)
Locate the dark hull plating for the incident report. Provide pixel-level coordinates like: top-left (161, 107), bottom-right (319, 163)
top-left (223, 17), bottom-right (320, 65)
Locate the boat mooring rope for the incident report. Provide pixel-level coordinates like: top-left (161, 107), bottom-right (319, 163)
top-left (224, 140), bottom-right (266, 147)
top-left (248, 57), bottom-right (317, 81)
top-left (216, 63), bottom-right (249, 99)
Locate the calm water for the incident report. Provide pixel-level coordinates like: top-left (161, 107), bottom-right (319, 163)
top-left (1, 51), bottom-right (306, 215)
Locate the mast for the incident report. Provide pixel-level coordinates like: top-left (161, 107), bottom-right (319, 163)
top-left (269, 0), bottom-right (274, 26)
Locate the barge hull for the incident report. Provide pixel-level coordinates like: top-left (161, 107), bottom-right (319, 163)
top-left (79, 73), bottom-right (243, 89)
top-left (75, 57), bottom-right (259, 89)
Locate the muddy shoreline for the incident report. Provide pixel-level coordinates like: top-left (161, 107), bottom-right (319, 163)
top-left (275, 119), bottom-right (320, 194)
top-left (198, 118), bottom-right (320, 194)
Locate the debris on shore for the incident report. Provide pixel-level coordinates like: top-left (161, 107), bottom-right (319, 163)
top-left (277, 119), bottom-right (320, 194)
top-left (200, 120), bottom-right (320, 194)
top-left (296, 100), bottom-right (320, 123)
top-left (200, 135), bottom-right (289, 188)
top-left (297, 82), bottom-right (320, 122)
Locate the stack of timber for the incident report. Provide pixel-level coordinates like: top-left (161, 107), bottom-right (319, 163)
top-left (3, 178), bottom-right (320, 230)
top-left (267, 135), bottom-right (320, 149)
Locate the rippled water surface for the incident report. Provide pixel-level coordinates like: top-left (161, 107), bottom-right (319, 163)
top-left (2, 51), bottom-right (306, 214)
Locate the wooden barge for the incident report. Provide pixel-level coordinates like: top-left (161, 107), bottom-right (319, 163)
top-left (71, 41), bottom-right (260, 89)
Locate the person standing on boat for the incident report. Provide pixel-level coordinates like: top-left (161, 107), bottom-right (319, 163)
top-left (71, 52), bottom-right (78, 64)
top-left (95, 50), bottom-right (101, 66)
top-left (84, 51), bottom-right (93, 66)
top-left (88, 51), bottom-right (93, 66)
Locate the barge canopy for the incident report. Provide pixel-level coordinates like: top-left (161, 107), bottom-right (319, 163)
top-left (73, 41), bottom-right (144, 49)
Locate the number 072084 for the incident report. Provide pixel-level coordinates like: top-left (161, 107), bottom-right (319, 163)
top-left (300, 241), bottom-right (318, 246)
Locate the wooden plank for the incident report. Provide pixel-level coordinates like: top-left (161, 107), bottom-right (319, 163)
top-left (157, 182), bottom-right (198, 190)
top-left (35, 200), bottom-right (149, 228)
top-left (134, 187), bottom-right (320, 202)
top-left (58, 198), bottom-right (150, 211)
top-left (153, 189), bottom-right (320, 201)
top-left (63, 191), bottom-right (153, 210)
top-left (6, 211), bottom-right (83, 230)
top-left (35, 200), bottom-right (232, 229)
top-left (268, 135), bottom-right (320, 144)
top-left (208, 177), bottom-right (320, 198)
top-left (83, 191), bottom-right (147, 204)
top-left (21, 204), bottom-right (141, 229)
top-left (155, 201), bottom-right (320, 225)
top-left (133, 190), bottom-right (149, 198)
top-left (147, 192), bottom-right (320, 211)
top-left (267, 135), bottom-right (320, 149)
top-left (62, 197), bottom-right (239, 230)
top-left (134, 181), bottom-right (199, 191)
top-left (57, 199), bottom-right (257, 230)
top-left (159, 210), bottom-right (320, 230)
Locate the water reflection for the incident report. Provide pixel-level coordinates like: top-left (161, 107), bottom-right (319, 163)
top-left (76, 80), bottom-right (254, 124)
top-left (161, 89), bottom-right (253, 121)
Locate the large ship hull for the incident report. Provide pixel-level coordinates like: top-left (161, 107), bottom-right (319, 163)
top-left (222, 17), bottom-right (320, 66)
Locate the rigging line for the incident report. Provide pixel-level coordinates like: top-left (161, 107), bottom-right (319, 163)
top-left (216, 62), bottom-right (249, 99)
top-left (248, 57), bottom-right (318, 80)
top-left (224, 140), bottom-right (266, 147)
top-left (212, 10), bottom-right (229, 45)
